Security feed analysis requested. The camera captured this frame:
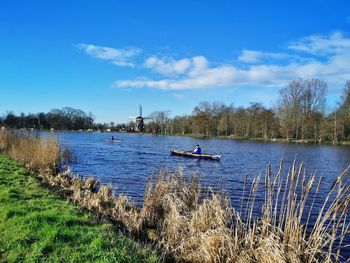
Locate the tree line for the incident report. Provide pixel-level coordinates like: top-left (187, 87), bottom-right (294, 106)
top-left (145, 79), bottom-right (350, 143)
top-left (0, 107), bottom-right (95, 131)
top-left (1, 79), bottom-right (350, 143)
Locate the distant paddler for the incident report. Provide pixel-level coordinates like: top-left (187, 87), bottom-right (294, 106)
top-left (105, 136), bottom-right (121, 142)
top-left (111, 136), bottom-right (120, 141)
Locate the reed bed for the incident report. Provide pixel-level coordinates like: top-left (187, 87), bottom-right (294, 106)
top-left (0, 130), bottom-right (60, 173)
top-left (1, 130), bottom-right (350, 262)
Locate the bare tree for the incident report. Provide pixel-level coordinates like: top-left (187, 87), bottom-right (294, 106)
top-left (278, 79), bottom-right (327, 140)
top-left (300, 79), bottom-right (327, 140)
top-left (277, 79), bottom-right (304, 139)
top-left (148, 110), bottom-right (170, 134)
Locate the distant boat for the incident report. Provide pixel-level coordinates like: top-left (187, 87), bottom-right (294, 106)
top-left (170, 149), bottom-right (221, 161)
top-left (105, 139), bottom-right (121, 143)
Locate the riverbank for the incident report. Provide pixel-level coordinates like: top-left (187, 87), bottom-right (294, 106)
top-left (7, 128), bottom-right (350, 146)
top-left (0, 154), bottom-right (158, 262)
top-left (139, 132), bottom-right (350, 146)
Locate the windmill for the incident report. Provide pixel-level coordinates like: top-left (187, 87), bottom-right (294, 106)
top-left (128, 105), bottom-right (151, 132)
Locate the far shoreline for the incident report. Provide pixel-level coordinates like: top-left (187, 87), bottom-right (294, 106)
top-left (98, 129), bottom-right (350, 146)
top-left (3, 127), bottom-right (350, 146)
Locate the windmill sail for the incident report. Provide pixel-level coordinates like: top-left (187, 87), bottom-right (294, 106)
top-left (139, 105), bottom-right (142, 117)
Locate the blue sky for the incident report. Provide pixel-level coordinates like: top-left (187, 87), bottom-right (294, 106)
top-left (1, 0), bottom-right (350, 123)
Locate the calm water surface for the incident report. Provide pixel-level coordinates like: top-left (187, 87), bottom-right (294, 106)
top-left (58, 132), bottom-right (350, 203)
top-left (57, 132), bottom-right (350, 258)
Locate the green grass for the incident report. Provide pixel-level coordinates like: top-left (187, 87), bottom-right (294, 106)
top-left (0, 155), bottom-right (158, 263)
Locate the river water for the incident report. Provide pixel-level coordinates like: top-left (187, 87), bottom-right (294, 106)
top-left (58, 131), bottom-right (350, 258)
top-left (58, 132), bottom-right (350, 201)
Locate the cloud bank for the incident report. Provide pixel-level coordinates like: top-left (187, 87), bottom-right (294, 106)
top-left (78, 31), bottom-right (350, 90)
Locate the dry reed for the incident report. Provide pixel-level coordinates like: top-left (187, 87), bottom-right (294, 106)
top-left (0, 130), bottom-right (60, 172)
top-left (1, 130), bottom-right (350, 262)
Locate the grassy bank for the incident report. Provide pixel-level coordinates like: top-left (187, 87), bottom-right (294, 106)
top-left (0, 154), bottom-right (158, 262)
top-left (1, 130), bottom-right (350, 262)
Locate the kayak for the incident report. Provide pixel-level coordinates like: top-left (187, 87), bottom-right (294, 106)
top-left (170, 149), bottom-right (221, 160)
top-left (105, 139), bottom-right (121, 143)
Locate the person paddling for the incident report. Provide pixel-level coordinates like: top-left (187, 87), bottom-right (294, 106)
top-left (193, 144), bottom-right (201, 154)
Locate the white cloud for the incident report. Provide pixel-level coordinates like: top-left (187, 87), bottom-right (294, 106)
top-left (115, 63), bottom-right (287, 90)
top-left (142, 56), bottom-right (210, 78)
top-left (76, 43), bottom-right (141, 67)
top-left (144, 56), bottom-right (192, 76)
top-left (115, 57), bottom-right (238, 90)
top-left (238, 50), bottom-right (262, 63)
top-left (287, 31), bottom-right (350, 56)
top-left (81, 31), bottom-right (350, 91)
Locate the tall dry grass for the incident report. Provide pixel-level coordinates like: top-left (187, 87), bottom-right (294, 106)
top-left (135, 164), bottom-right (350, 262)
top-left (41, 165), bottom-right (350, 262)
top-left (1, 130), bottom-right (349, 262)
top-left (0, 130), bottom-right (60, 172)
